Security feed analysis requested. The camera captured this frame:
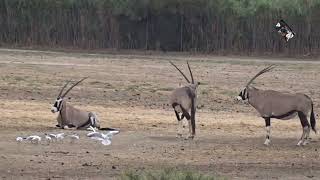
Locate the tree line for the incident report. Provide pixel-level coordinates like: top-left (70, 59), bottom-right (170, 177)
top-left (0, 0), bottom-right (319, 56)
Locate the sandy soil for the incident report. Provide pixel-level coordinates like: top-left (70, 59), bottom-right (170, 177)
top-left (0, 48), bottom-right (320, 180)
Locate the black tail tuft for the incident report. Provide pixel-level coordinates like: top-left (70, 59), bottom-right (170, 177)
top-left (310, 102), bottom-right (317, 134)
top-left (99, 127), bottom-right (120, 131)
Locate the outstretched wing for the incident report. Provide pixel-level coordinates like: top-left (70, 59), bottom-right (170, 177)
top-left (279, 20), bottom-right (295, 35)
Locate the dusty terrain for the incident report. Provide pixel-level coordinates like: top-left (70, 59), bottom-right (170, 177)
top-left (0, 48), bottom-right (320, 180)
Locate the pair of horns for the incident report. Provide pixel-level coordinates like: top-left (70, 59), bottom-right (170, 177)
top-left (58, 77), bottom-right (88, 98)
top-left (169, 61), bottom-right (194, 84)
top-left (246, 65), bottom-right (275, 87)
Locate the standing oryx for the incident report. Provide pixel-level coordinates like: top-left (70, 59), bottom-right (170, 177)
top-left (169, 61), bottom-right (200, 139)
top-left (236, 65), bottom-right (317, 146)
top-left (51, 77), bottom-right (100, 130)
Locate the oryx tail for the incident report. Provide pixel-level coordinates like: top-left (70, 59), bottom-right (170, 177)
top-left (311, 102), bottom-right (317, 133)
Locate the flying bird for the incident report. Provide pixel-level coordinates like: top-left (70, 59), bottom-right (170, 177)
top-left (275, 19), bottom-right (295, 42)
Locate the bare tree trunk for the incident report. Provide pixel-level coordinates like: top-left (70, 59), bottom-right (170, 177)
top-left (180, 14), bottom-right (183, 51)
top-left (145, 14), bottom-right (149, 50)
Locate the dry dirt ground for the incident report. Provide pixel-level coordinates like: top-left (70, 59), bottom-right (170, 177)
top-left (0, 48), bottom-right (320, 180)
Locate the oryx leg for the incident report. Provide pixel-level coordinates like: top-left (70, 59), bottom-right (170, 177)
top-left (89, 112), bottom-right (100, 129)
top-left (63, 124), bottom-right (76, 130)
top-left (297, 112), bottom-right (310, 146)
top-left (179, 105), bottom-right (192, 139)
top-left (263, 117), bottom-right (271, 146)
top-left (172, 103), bottom-right (183, 138)
top-left (188, 98), bottom-right (196, 139)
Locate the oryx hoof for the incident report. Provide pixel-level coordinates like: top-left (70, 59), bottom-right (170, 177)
top-left (63, 125), bottom-right (71, 130)
top-left (263, 139), bottom-right (271, 146)
top-left (185, 135), bottom-right (194, 140)
top-left (302, 140), bottom-right (309, 146)
top-left (176, 133), bottom-right (183, 138)
top-left (296, 140), bottom-right (304, 146)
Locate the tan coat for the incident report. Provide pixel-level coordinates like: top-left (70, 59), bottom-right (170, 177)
top-left (57, 101), bottom-right (99, 129)
top-left (248, 87), bottom-right (312, 119)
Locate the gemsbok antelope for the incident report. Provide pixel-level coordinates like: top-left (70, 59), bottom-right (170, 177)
top-left (51, 77), bottom-right (100, 130)
top-left (169, 61), bottom-right (200, 139)
top-left (236, 65), bottom-right (317, 146)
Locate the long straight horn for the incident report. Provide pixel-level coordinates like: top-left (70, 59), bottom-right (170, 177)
top-left (61, 77), bottom-right (88, 98)
top-left (58, 80), bottom-right (71, 97)
top-left (246, 65), bottom-right (275, 87)
top-left (169, 61), bottom-right (190, 83)
top-left (187, 61), bottom-right (194, 84)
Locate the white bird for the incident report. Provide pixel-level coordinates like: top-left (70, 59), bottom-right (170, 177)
top-left (67, 134), bottom-right (79, 143)
top-left (26, 135), bottom-right (41, 143)
top-left (87, 131), bottom-right (101, 138)
top-left (48, 133), bottom-right (57, 138)
top-left (45, 134), bottom-right (52, 142)
top-left (87, 131), bottom-right (113, 146)
top-left (101, 139), bottom-right (111, 145)
top-left (107, 130), bottom-right (120, 136)
top-left (68, 134), bottom-right (79, 140)
top-left (90, 136), bottom-right (112, 146)
top-left (56, 133), bottom-right (65, 140)
top-left (16, 137), bottom-right (24, 142)
top-left (45, 133), bottom-right (64, 142)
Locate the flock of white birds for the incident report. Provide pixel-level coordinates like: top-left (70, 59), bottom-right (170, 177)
top-left (15, 126), bottom-right (120, 146)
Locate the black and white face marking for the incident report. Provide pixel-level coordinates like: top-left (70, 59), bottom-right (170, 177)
top-left (51, 98), bottom-right (63, 113)
top-left (236, 88), bottom-right (248, 101)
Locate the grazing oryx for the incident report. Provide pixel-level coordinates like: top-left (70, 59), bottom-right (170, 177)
top-left (237, 65), bottom-right (317, 146)
top-left (51, 77), bottom-right (100, 130)
top-left (169, 61), bottom-right (200, 139)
